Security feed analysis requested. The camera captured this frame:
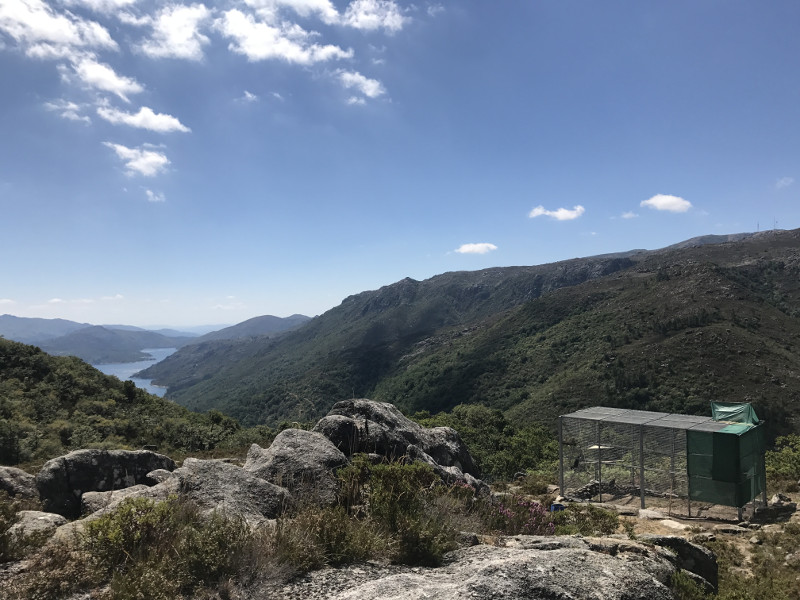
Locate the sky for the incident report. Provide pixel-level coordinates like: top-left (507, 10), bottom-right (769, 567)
top-left (1, 0), bottom-right (798, 328)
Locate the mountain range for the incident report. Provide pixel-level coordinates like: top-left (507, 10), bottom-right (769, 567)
top-left (138, 229), bottom-right (800, 441)
top-left (0, 314), bottom-right (310, 364)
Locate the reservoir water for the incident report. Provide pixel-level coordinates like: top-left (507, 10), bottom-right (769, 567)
top-left (94, 347), bottom-right (176, 397)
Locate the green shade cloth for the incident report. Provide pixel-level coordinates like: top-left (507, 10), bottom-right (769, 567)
top-left (687, 412), bottom-right (765, 508)
top-left (711, 402), bottom-right (759, 425)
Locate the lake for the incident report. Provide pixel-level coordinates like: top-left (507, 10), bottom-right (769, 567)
top-left (93, 347), bottom-right (176, 397)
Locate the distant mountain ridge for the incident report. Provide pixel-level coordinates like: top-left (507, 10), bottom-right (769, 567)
top-left (0, 314), bottom-right (90, 344)
top-left (139, 229), bottom-right (800, 438)
top-left (40, 326), bottom-right (194, 364)
top-left (189, 314), bottom-right (311, 344)
top-left (0, 313), bottom-right (309, 365)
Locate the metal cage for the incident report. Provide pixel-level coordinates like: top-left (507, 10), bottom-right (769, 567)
top-left (558, 406), bottom-right (767, 516)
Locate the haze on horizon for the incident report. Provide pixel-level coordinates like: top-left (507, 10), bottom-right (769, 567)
top-left (1, 1), bottom-right (798, 327)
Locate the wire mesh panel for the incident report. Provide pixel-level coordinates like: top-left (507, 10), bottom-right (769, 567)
top-left (641, 424), bottom-right (687, 499)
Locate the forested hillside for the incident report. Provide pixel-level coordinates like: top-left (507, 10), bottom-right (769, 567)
top-left (142, 229), bottom-right (800, 440)
top-left (140, 255), bottom-right (637, 425)
top-left (0, 338), bottom-right (265, 465)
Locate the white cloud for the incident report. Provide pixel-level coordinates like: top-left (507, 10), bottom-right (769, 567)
top-left (271, 91), bottom-right (284, 101)
top-left (140, 3), bottom-right (211, 61)
top-left (342, 0), bottom-right (408, 32)
top-left (455, 243), bottom-right (497, 255)
top-left (145, 189), bottom-right (166, 202)
top-left (776, 177), bottom-right (794, 190)
top-left (338, 69), bottom-right (385, 98)
top-left (62, 0), bottom-right (136, 14)
top-left (640, 194), bottom-right (691, 213)
top-left (44, 98), bottom-right (91, 123)
top-left (242, 90), bottom-right (258, 102)
top-left (346, 96), bottom-right (365, 105)
top-left (529, 205), bottom-right (585, 221)
top-left (73, 57), bottom-right (143, 102)
top-left (48, 298), bottom-right (65, 303)
top-left (216, 9), bottom-right (352, 64)
top-left (621, 211), bottom-right (638, 219)
top-left (245, 0), bottom-right (340, 24)
top-left (103, 142), bottom-right (170, 176)
top-left (117, 11), bottom-right (151, 26)
top-left (0, 0), bottom-right (117, 59)
top-left (97, 104), bottom-right (190, 132)
top-left (0, 298), bottom-right (15, 305)
top-left (101, 293), bottom-right (124, 300)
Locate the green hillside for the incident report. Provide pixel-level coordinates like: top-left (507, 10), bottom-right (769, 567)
top-left (376, 238), bottom-right (800, 440)
top-left (140, 256), bottom-right (637, 425)
top-left (142, 229), bottom-right (800, 440)
top-left (0, 338), bottom-right (256, 466)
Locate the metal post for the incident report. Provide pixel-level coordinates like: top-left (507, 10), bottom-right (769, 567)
top-left (558, 416), bottom-right (564, 496)
top-left (639, 424), bottom-right (646, 509)
top-left (761, 452), bottom-right (768, 508)
top-left (669, 430), bottom-right (676, 516)
top-left (597, 421), bottom-right (602, 503)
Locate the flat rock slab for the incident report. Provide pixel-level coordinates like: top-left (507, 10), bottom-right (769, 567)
top-left (659, 519), bottom-right (689, 531)
top-left (713, 525), bottom-right (750, 535)
top-left (265, 536), bottom-right (683, 600)
top-left (639, 509), bottom-right (666, 520)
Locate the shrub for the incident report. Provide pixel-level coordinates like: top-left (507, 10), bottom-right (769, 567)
top-left (551, 504), bottom-right (619, 536)
top-left (76, 496), bottom-right (254, 599)
top-left (271, 505), bottom-right (388, 571)
top-left (486, 497), bottom-right (554, 535)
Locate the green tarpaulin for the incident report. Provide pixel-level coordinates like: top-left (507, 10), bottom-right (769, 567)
top-left (711, 402), bottom-right (759, 425)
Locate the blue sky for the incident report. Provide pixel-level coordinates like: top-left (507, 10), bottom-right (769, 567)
top-left (1, 0), bottom-right (798, 327)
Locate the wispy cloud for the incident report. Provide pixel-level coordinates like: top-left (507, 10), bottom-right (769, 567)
top-left (216, 9), bottom-right (353, 64)
top-left (103, 142), bottom-right (170, 176)
top-left (44, 99), bottom-right (91, 123)
top-left (48, 298), bottom-right (65, 304)
top-left (101, 293), bottom-right (124, 300)
top-left (621, 211), bottom-right (638, 219)
top-left (139, 3), bottom-right (211, 61)
top-left (0, 298), bottom-right (15, 305)
top-left (249, 0), bottom-right (340, 24)
top-left (640, 194), bottom-right (691, 213)
top-left (72, 57), bottom-right (143, 102)
top-left (212, 296), bottom-right (245, 310)
top-left (62, 0), bottom-right (137, 14)
top-left (529, 205), bottom-right (585, 221)
top-left (97, 104), bottom-right (190, 132)
top-left (776, 177), bottom-right (794, 190)
top-left (338, 69), bottom-right (386, 100)
top-left (242, 90), bottom-right (258, 102)
top-left (145, 189), bottom-right (165, 202)
top-left (455, 243), bottom-right (497, 255)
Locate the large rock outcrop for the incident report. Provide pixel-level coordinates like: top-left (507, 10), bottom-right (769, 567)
top-left (174, 458), bottom-right (293, 522)
top-left (313, 399), bottom-right (479, 476)
top-left (244, 429), bottom-right (347, 506)
top-left (0, 466), bottom-right (38, 501)
top-left (261, 535), bottom-right (712, 599)
top-left (35, 449), bottom-right (175, 517)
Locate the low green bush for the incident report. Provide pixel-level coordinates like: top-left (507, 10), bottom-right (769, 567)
top-left (551, 504), bottom-right (619, 536)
